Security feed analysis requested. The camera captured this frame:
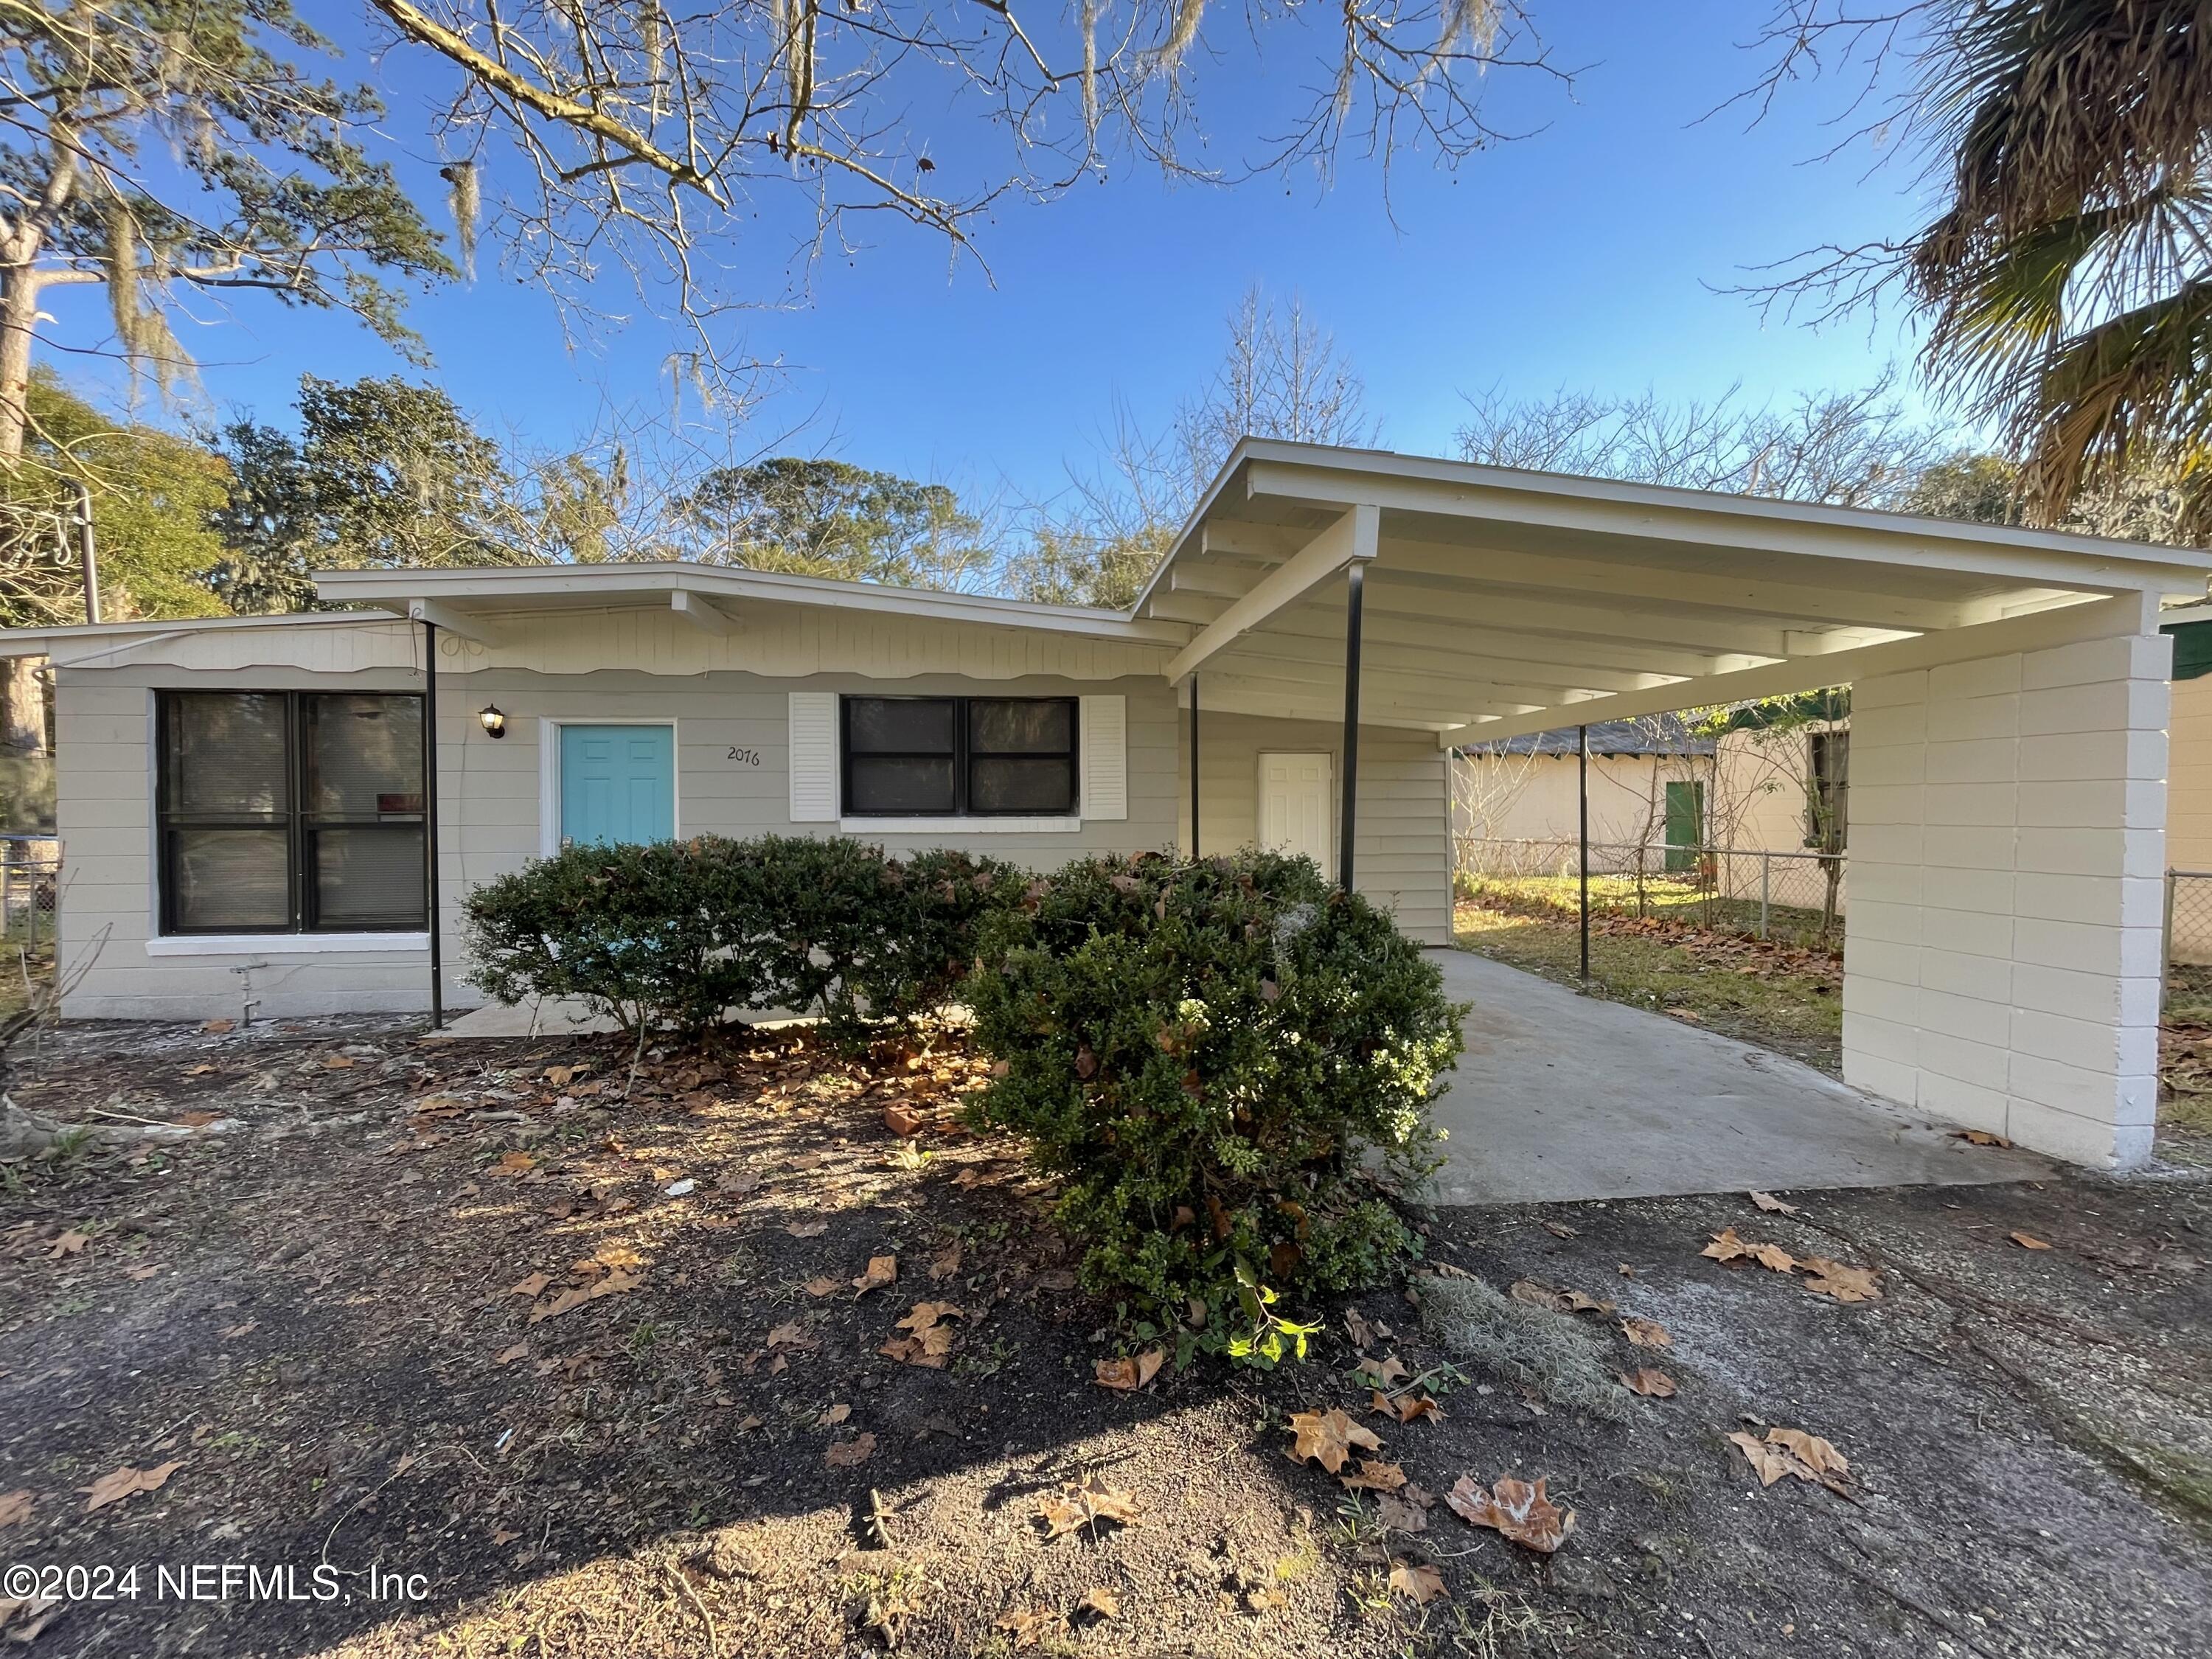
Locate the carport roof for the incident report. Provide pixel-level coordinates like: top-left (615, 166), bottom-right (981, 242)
top-left (1136, 439), bottom-right (2212, 741)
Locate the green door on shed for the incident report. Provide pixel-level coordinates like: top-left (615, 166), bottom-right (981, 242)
top-left (1663, 780), bottom-right (1704, 873)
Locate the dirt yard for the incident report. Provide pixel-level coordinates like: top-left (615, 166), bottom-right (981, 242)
top-left (1, 1012), bottom-right (2209, 1658)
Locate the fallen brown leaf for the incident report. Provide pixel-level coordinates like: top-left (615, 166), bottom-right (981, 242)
top-left (879, 1301), bottom-right (962, 1367)
top-left (803, 1276), bottom-right (841, 1297)
top-left (818, 1403), bottom-right (851, 1426)
top-left (508, 1271), bottom-right (551, 1298)
top-left (1287, 1408), bottom-right (1382, 1475)
top-left (1799, 1257), bottom-right (1882, 1303)
top-left (0, 1489), bottom-right (31, 1528)
top-left (1749, 1191), bottom-right (1804, 1215)
top-left (81, 1461), bottom-right (182, 1514)
top-left (2010, 1231), bottom-right (2053, 1251)
top-left (1037, 1474), bottom-right (1141, 1540)
top-left (928, 1242), bottom-right (963, 1281)
top-left (1376, 1492), bottom-right (1429, 1533)
top-left (1728, 1427), bottom-right (1851, 1494)
top-left (1621, 1368), bottom-right (1677, 1398)
top-left (529, 1267), bottom-right (642, 1324)
top-left (1370, 1388), bottom-right (1445, 1425)
top-left (995, 1607), bottom-right (1065, 1646)
top-left (1077, 1586), bottom-right (1120, 1621)
top-left (786, 1221), bottom-right (828, 1239)
top-left (47, 1230), bottom-right (87, 1259)
top-left (321, 1053), bottom-right (355, 1070)
top-left (1445, 1475), bottom-right (1574, 1552)
top-left (1340, 1458), bottom-right (1408, 1493)
top-left (221, 1319), bottom-right (257, 1339)
top-left (200, 1018), bottom-right (234, 1034)
top-left (1619, 1317), bottom-right (1672, 1348)
top-left (1388, 1561), bottom-right (1449, 1604)
top-left (1354, 1352), bottom-right (1412, 1388)
top-left (1700, 1228), bottom-right (1799, 1273)
top-left (824, 1433), bottom-right (876, 1469)
top-left (494, 1342), bottom-right (530, 1366)
top-left (1954, 1128), bottom-right (2012, 1147)
top-left (1093, 1348), bottom-right (1164, 1392)
top-left (852, 1253), bottom-right (898, 1295)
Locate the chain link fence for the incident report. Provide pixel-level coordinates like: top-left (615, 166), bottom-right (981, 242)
top-left (1455, 837), bottom-right (1846, 948)
top-left (2165, 870), bottom-right (2212, 1012)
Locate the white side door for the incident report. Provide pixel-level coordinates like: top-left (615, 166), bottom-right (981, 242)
top-left (1257, 751), bottom-right (1333, 872)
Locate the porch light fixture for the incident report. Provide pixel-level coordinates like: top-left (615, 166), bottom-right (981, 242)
top-left (478, 703), bottom-right (507, 739)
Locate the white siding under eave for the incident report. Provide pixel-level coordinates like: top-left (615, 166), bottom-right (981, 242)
top-left (1175, 710), bottom-right (1451, 945)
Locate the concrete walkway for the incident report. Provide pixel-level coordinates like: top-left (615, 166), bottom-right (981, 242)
top-left (1425, 950), bottom-right (2049, 1205)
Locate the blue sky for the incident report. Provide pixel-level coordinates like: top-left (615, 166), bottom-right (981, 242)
top-left (46, 4), bottom-right (1939, 502)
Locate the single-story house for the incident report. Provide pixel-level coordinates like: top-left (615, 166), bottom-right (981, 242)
top-left (7, 439), bottom-right (2208, 1172)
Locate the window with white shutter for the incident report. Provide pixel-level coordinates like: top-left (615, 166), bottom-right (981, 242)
top-left (787, 692), bottom-right (839, 821)
top-left (1079, 695), bottom-right (1127, 821)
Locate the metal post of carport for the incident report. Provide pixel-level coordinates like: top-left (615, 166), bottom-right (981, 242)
top-left (1578, 723), bottom-right (1590, 981)
top-left (1339, 562), bottom-right (1364, 893)
top-left (1189, 673), bottom-right (1199, 860)
top-left (421, 619), bottom-right (443, 1030)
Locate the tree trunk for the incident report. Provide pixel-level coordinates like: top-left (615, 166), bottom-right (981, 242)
top-left (1, 655), bottom-right (43, 759)
top-left (0, 262), bottom-right (39, 465)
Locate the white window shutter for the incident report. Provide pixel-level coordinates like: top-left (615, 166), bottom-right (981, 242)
top-left (788, 692), bottom-right (838, 821)
top-left (1080, 695), bottom-right (1127, 821)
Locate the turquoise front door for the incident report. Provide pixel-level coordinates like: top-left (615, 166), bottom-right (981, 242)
top-left (560, 724), bottom-right (675, 847)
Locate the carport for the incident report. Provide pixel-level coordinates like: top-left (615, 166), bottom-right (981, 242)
top-left (1140, 441), bottom-right (2212, 1170)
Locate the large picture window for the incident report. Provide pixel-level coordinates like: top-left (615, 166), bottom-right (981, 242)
top-left (157, 691), bottom-right (426, 935)
top-left (841, 695), bottom-right (1078, 818)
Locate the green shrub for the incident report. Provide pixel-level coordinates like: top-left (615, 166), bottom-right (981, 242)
top-left (462, 835), bottom-right (1018, 1041)
top-left (963, 849), bottom-right (1465, 1365)
top-left (461, 836), bottom-right (764, 1038)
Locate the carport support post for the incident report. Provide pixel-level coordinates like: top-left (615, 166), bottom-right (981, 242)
top-left (1339, 561), bottom-right (1364, 891)
top-left (422, 619), bottom-right (443, 1031)
top-left (1578, 723), bottom-right (1590, 980)
top-left (1189, 674), bottom-right (1199, 859)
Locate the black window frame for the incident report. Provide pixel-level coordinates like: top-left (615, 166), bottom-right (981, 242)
top-left (156, 689), bottom-right (428, 936)
top-left (839, 695), bottom-right (1079, 818)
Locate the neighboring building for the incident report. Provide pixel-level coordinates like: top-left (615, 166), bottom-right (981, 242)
top-left (1453, 712), bottom-right (1846, 872)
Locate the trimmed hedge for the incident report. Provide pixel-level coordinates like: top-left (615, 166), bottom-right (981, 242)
top-left (461, 835), bottom-right (1019, 1042)
top-left (963, 849), bottom-right (1465, 1364)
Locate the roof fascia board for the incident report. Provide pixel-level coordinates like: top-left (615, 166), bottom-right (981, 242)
top-left (1234, 443), bottom-right (2212, 587)
top-left (1, 611), bottom-right (398, 653)
top-left (1437, 591), bottom-right (2157, 748)
top-left (317, 563), bottom-right (1187, 646)
top-left (1164, 504), bottom-right (1379, 683)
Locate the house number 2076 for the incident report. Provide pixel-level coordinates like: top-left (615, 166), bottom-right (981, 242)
top-left (727, 746), bottom-right (761, 765)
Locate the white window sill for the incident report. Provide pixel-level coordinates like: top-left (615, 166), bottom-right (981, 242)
top-left (145, 932), bottom-right (431, 958)
top-left (838, 815), bottom-right (1083, 835)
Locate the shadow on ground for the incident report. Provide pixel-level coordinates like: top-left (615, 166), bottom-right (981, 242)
top-left (1, 1016), bottom-right (2209, 1658)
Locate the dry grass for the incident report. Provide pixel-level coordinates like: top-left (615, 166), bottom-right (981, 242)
top-left (1453, 901), bottom-right (1844, 1074)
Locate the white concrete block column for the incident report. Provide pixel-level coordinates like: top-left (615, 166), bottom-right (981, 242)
top-left (1842, 622), bottom-right (2171, 1168)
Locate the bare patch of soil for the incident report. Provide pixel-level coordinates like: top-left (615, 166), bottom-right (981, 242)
top-left (1, 1016), bottom-right (2208, 1658)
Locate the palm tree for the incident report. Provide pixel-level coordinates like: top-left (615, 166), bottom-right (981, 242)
top-left (1900, 0), bottom-right (2212, 531)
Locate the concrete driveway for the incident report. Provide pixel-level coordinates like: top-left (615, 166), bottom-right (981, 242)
top-left (1425, 950), bottom-right (2050, 1204)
